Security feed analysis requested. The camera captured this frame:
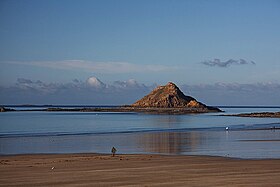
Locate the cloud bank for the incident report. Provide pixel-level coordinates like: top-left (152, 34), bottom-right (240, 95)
top-left (201, 59), bottom-right (256, 68)
top-left (4, 60), bottom-right (177, 73)
top-left (0, 77), bottom-right (156, 105)
top-left (1, 77), bottom-right (280, 105)
top-left (181, 82), bottom-right (280, 105)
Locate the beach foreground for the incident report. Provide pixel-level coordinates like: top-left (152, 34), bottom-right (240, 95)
top-left (1, 154), bottom-right (280, 186)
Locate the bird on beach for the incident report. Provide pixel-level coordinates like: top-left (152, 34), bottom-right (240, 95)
top-left (225, 127), bottom-right (229, 131)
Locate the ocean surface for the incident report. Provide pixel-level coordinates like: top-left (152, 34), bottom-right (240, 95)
top-left (1, 106), bottom-right (280, 159)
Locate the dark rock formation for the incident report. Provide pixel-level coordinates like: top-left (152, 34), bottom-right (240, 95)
top-left (0, 107), bottom-right (15, 112)
top-left (131, 82), bottom-right (221, 112)
top-left (224, 112), bottom-right (280, 118)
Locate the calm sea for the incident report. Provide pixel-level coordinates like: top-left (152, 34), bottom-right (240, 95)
top-left (0, 107), bottom-right (280, 159)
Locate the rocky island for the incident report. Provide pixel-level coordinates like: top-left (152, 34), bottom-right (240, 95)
top-left (45, 82), bottom-right (222, 114)
top-left (127, 82), bottom-right (221, 113)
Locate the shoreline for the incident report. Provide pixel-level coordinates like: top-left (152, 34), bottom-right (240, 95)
top-left (1, 153), bottom-right (280, 186)
top-left (1, 152), bottom-right (280, 160)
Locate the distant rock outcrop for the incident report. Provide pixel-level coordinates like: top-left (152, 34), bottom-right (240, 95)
top-left (224, 112), bottom-right (280, 118)
top-left (0, 107), bottom-right (14, 112)
top-left (131, 82), bottom-right (220, 112)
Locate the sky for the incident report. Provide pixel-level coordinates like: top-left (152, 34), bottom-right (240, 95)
top-left (0, 0), bottom-right (280, 105)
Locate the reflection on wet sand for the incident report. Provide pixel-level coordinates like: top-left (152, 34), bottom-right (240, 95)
top-left (138, 131), bottom-right (214, 154)
top-left (137, 115), bottom-right (216, 154)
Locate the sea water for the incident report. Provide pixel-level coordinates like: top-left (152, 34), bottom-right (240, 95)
top-left (0, 107), bottom-right (280, 159)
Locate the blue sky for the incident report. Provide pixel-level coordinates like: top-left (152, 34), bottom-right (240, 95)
top-left (0, 0), bottom-right (280, 105)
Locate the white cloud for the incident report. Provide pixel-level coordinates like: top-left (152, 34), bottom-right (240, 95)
top-left (86, 77), bottom-right (106, 88)
top-left (4, 60), bottom-right (177, 73)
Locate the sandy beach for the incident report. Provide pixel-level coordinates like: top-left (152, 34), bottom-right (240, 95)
top-left (1, 154), bottom-right (280, 186)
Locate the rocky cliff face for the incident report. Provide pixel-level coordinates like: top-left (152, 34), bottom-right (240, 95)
top-left (131, 82), bottom-right (219, 111)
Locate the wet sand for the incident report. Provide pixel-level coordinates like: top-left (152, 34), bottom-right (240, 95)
top-left (1, 154), bottom-right (280, 186)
